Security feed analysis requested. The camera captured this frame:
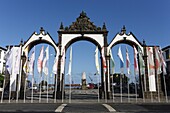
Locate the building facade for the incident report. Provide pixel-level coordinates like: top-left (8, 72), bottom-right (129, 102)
top-left (0, 46), bottom-right (6, 74)
top-left (162, 46), bottom-right (170, 76)
top-left (162, 45), bottom-right (170, 95)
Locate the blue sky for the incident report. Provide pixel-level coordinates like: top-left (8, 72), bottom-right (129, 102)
top-left (0, 0), bottom-right (170, 84)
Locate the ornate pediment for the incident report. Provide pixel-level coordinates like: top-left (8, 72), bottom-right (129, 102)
top-left (59, 11), bottom-right (107, 33)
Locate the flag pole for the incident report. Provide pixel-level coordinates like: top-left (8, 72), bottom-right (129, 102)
top-left (97, 74), bottom-right (100, 102)
top-left (46, 71), bottom-right (49, 103)
top-left (69, 73), bottom-right (71, 103)
top-left (62, 74), bottom-right (64, 103)
top-left (16, 59), bottom-right (22, 103)
top-left (154, 47), bottom-right (160, 102)
top-left (54, 74), bottom-right (57, 103)
top-left (31, 46), bottom-right (35, 103)
top-left (112, 74), bottom-right (114, 102)
top-left (39, 72), bottom-right (42, 103)
top-left (46, 46), bottom-right (49, 103)
top-left (127, 73), bottom-right (130, 102)
top-left (120, 72), bottom-right (122, 103)
top-left (31, 74), bottom-right (34, 103)
top-left (16, 46), bottom-right (22, 103)
top-left (8, 50), bottom-right (15, 103)
top-left (23, 77), bottom-right (27, 103)
top-left (163, 75), bottom-right (168, 102)
top-left (9, 78), bottom-right (11, 103)
top-left (134, 73), bottom-right (138, 103)
top-left (53, 47), bottom-right (59, 103)
top-left (1, 67), bottom-right (7, 103)
top-left (141, 75), bottom-right (145, 102)
top-left (156, 74), bottom-right (160, 102)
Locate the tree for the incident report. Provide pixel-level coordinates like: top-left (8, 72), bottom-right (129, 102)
top-left (0, 73), bottom-right (4, 88)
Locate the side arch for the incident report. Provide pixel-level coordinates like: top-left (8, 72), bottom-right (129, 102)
top-left (108, 32), bottom-right (143, 54)
top-left (22, 28), bottom-right (58, 57)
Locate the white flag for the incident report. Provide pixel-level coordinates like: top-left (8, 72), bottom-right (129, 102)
top-left (14, 46), bottom-right (22, 75)
top-left (67, 47), bottom-right (72, 76)
top-left (37, 46), bottom-right (44, 73)
top-left (52, 47), bottom-right (59, 74)
top-left (43, 46), bottom-right (49, 75)
top-left (95, 46), bottom-right (100, 75)
top-left (4, 46), bottom-right (11, 61)
top-left (126, 47), bottom-right (130, 75)
top-left (133, 46), bottom-right (139, 75)
top-left (159, 47), bottom-right (167, 75)
top-left (29, 48), bottom-right (35, 75)
top-left (10, 47), bottom-right (21, 91)
top-left (154, 46), bottom-right (162, 74)
top-left (118, 46), bottom-right (124, 73)
top-left (110, 49), bottom-right (115, 74)
top-left (147, 47), bottom-right (156, 91)
top-left (6, 47), bottom-right (13, 75)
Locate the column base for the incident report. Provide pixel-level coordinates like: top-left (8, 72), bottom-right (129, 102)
top-left (144, 91), bottom-right (164, 99)
top-left (53, 91), bottom-right (65, 99)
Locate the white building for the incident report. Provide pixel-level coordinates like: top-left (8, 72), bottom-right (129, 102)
top-left (0, 46), bottom-right (6, 74)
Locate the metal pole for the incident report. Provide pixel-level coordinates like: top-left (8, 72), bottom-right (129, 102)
top-left (149, 78), bottom-right (153, 102)
top-left (156, 74), bottom-right (160, 102)
top-left (141, 75), bottom-right (145, 102)
top-left (54, 74), bottom-right (57, 103)
top-left (16, 59), bottom-right (22, 103)
top-left (163, 75), bottom-right (168, 103)
top-left (112, 74), bottom-right (114, 102)
top-left (46, 75), bottom-right (49, 103)
top-left (127, 73), bottom-right (130, 102)
top-left (134, 74), bottom-right (138, 103)
top-left (39, 73), bottom-right (42, 103)
top-left (120, 73), bottom-right (122, 103)
top-left (104, 72), bottom-right (107, 103)
top-left (1, 69), bottom-right (7, 103)
top-left (97, 74), bottom-right (100, 102)
top-left (69, 74), bottom-right (71, 103)
top-left (23, 77), bottom-right (27, 103)
top-left (31, 75), bottom-right (34, 103)
top-left (62, 74), bottom-right (64, 103)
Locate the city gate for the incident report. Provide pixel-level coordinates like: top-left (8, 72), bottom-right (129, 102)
top-left (3, 11), bottom-right (166, 102)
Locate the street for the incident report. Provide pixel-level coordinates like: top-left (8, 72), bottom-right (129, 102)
top-left (0, 102), bottom-right (170, 113)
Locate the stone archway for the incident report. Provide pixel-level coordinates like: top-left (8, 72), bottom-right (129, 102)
top-left (22, 27), bottom-right (58, 57)
top-left (56, 11), bottom-right (109, 99)
top-left (107, 26), bottom-right (144, 99)
top-left (19, 27), bottom-right (58, 99)
top-left (107, 26), bottom-right (164, 100)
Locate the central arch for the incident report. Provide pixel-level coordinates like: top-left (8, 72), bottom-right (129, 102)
top-left (56, 11), bottom-right (109, 99)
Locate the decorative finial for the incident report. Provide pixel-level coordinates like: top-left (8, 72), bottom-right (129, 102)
top-left (80, 11), bottom-right (86, 18)
top-left (59, 22), bottom-right (64, 30)
top-left (121, 25), bottom-right (126, 34)
top-left (20, 38), bottom-right (23, 45)
top-left (143, 39), bottom-right (146, 46)
top-left (40, 27), bottom-right (45, 34)
top-left (102, 22), bottom-right (107, 30)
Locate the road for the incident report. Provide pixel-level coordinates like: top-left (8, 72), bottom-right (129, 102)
top-left (0, 102), bottom-right (170, 113)
top-left (0, 89), bottom-right (170, 112)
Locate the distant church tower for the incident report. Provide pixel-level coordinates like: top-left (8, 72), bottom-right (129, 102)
top-left (81, 72), bottom-right (87, 89)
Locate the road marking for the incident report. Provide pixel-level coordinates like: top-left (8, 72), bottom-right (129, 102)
top-left (102, 104), bottom-right (116, 112)
top-left (55, 104), bottom-right (67, 112)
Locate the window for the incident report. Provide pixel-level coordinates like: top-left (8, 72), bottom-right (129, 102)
top-left (166, 49), bottom-right (169, 59)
